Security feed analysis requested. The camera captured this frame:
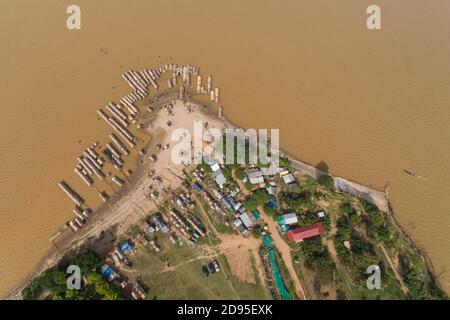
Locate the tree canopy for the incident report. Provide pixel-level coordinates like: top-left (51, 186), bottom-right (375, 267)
top-left (244, 189), bottom-right (269, 211)
top-left (21, 250), bottom-right (122, 300)
top-left (317, 174), bottom-right (334, 189)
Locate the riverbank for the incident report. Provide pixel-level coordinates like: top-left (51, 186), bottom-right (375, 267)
top-left (4, 95), bottom-right (226, 299)
top-left (6, 96), bottom-right (446, 300)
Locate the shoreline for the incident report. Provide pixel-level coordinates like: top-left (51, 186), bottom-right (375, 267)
top-left (4, 94), bottom-right (224, 299)
top-left (220, 115), bottom-right (444, 294)
top-left (5, 92), bottom-right (445, 300)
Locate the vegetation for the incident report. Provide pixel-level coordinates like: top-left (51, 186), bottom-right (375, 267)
top-left (244, 189), bottom-right (269, 211)
top-left (22, 268), bottom-right (68, 300)
top-left (221, 165), bottom-right (233, 183)
top-left (279, 157), bottom-right (290, 168)
top-left (398, 251), bottom-right (447, 300)
top-left (194, 200), bottom-right (236, 237)
top-left (297, 211), bottom-right (330, 230)
top-left (263, 203), bottom-right (276, 216)
top-left (276, 168), bottom-right (447, 300)
top-left (279, 186), bottom-right (314, 211)
top-left (300, 238), bottom-right (336, 284)
top-left (198, 162), bottom-right (212, 173)
top-left (317, 174), bottom-right (334, 189)
top-left (21, 250), bottom-right (123, 300)
top-left (85, 272), bottom-right (123, 300)
top-left (128, 235), bottom-right (270, 300)
top-left (251, 227), bottom-right (262, 238)
top-left (273, 248), bottom-right (297, 299)
top-left (234, 167), bottom-right (246, 181)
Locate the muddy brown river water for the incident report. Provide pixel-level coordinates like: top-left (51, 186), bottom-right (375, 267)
top-left (0, 0), bottom-right (449, 295)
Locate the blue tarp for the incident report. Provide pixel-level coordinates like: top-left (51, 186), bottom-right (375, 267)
top-left (267, 199), bottom-right (277, 209)
top-left (119, 240), bottom-right (133, 254)
top-left (221, 198), bottom-right (234, 212)
top-left (192, 183), bottom-right (202, 193)
top-left (155, 216), bottom-right (170, 234)
top-left (101, 265), bottom-right (114, 278)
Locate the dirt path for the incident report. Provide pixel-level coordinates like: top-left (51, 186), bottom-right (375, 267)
top-left (160, 231), bottom-right (261, 299)
top-left (189, 273), bottom-right (221, 300)
top-left (165, 247), bottom-right (240, 299)
top-left (258, 206), bottom-right (307, 300)
top-left (322, 215), bottom-right (354, 295)
top-left (195, 196), bottom-right (220, 236)
top-left (162, 253), bottom-right (221, 273)
top-left (218, 234), bottom-right (264, 284)
top-left (195, 193), bottom-right (267, 288)
top-left (378, 243), bottom-right (409, 295)
top-left (232, 169), bottom-right (251, 196)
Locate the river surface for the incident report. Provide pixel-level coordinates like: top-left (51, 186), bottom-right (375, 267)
top-left (1, 0), bottom-right (449, 295)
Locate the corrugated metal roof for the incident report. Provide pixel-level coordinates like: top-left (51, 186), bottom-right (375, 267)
top-left (282, 213), bottom-right (298, 225)
top-left (239, 212), bottom-right (254, 228)
top-left (287, 223), bottom-right (326, 242)
top-left (282, 173), bottom-right (296, 184)
top-left (210, 163), bottom-right (221, 172)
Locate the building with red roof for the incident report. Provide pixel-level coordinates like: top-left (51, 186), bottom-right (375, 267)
top-left (287, 222), bottom-right (326, 242)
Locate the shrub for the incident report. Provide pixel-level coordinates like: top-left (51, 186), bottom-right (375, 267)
top-left (263, 203), bottom-right (275, 215)
top-left (317, 174), bottom-right (334, 189)
top-left (234, 168), bottom-right (246, 181)
top-left (279, 157), bottom-right (290, 168)
top-left (244, 189), bottom-right (269, 211)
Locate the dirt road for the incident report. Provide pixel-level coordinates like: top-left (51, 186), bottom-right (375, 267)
top-left (258, 206), bottom-right (307, 300)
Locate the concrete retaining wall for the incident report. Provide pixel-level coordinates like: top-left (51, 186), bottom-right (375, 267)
top-left (283, 152), bottom-right (389, 212)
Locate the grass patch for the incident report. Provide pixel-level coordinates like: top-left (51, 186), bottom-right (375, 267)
top-left (127, 235), bottom-right (270, 300)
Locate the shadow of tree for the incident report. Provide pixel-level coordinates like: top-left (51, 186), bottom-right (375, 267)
top-left (316, 160), bottom-right (329, 174)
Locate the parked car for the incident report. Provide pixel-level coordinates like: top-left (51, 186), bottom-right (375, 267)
top-left (213, 260), bottom-right (220, 272)
top-left (201, 265), bottom-right (209, 277)
top-left (208, 262), bottom-right (216, 273)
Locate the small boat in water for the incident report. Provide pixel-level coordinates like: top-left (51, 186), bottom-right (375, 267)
top-left (403, 169), bottom-right (416, 177)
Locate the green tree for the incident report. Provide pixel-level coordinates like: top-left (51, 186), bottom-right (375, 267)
top-left (64, 289), bottom-right (88, 300)
top-left (280, 187), bottom-right (313, 211)
top-left (263, 203), bottom-right (275, 216)
top-left (279, 157), bottom-right (290, 168)
top-left (69, 250), bottom-right (103, 275)
top-left (234, 168), bottom-right (246, 181)
top-left (40, 268), bottom-right (67, 296)
top-left (244, 189), bottom-right (269, 211)
top-left (86, 272), bottom-right (123, 300)
top-left (317, 174), bottom-right (334, 189)
top-left (251, 227), bottom-right (262, 238)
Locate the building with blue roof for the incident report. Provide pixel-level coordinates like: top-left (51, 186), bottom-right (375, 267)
top-left (155, 216), bottom-right (170, 233)
top-left (192, 183), bottom-right (202, 193)
top-left (119, 240), bottom-right (134, 254)
top-left (101, 264), bottom-right (117, 281)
